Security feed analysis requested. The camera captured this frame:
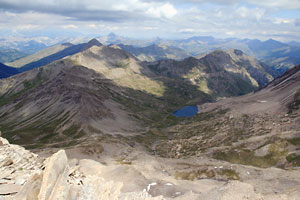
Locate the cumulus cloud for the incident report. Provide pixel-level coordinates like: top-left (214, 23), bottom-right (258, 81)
top-left (146, 3), bottom-right (177, 18)
top-left (63, 24), bottom-right (78, 29)
top-left (0, 0), bottom-right (177, 22)
top-left (179, 28), bottom-right (196, 33)
top-left (0, 0), bottom-right (299, 41)
top-left (235, 6), bottom-right (265, 20)
top-left (143, 0), bottom-right (300, 9)
top-left (246, 0), bottom-right (300, 10)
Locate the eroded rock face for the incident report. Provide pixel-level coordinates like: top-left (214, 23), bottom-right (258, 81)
top-left (38, 150), bottom-right (69, 200)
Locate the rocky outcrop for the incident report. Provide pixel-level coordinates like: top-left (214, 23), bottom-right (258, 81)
top-left (0, 136), bottom-right (163, 200)
top-left (38, 150), bottom-right (69, 200)
top-left (0, 135), bottom-right (43, 197)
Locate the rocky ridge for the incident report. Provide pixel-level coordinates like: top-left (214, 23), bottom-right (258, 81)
top-left (147, 49), bottom-right (275, 97)
top-left (5, 43), bottom-right (73, 68)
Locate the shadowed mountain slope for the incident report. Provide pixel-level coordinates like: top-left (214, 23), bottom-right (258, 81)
top-left (0, 62), bottom-right (19, 79)
top-left (6, 43), bottom-right (73, 68)
top-left (16, 39), bottom-right (103, 72)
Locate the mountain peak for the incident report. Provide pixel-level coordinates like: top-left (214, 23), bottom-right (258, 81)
top-left (82, 38), bottom-right (103, 50)
top-left (108, 32), bottom-right (117, 39)
top-left (233, 49), bottom-right (244, 56)
top-left (266, 38), bottom-right (277, 42)
top-left (87, 38), bottom-right (102, 46)
top-left (264, 39), bottom-right (286, 46)
top-left (108, 32), bottom-right (116, 37)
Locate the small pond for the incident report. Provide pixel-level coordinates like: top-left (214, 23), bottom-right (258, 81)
top-left (173, 105), bottom-right (198, 117)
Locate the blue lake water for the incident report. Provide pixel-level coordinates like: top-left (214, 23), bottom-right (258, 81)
top-left (173, 105), bottom-right (198, 117)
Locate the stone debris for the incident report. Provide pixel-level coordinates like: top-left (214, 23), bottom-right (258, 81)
top-left (0, 137), bottom-right (164, 200)
top-left (0, 136), bottom-right (43, 198)
top-left (1, 136), bottom-right (300, 200)
top-left (147, 182), bottom-right (157, 192)
top-left (0, 184), bottom-right (21, 195)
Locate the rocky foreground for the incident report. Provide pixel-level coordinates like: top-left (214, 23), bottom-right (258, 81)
top-left (1, 135), bottom-right (300, 200)
top-left (0, 136), bottom-right (163, 200)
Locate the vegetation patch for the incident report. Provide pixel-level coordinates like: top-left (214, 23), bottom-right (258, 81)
top-left (116, 160), bottom-right (132, 165)
top-left (62, 125), bottom-right (81, 137)
top-left (0, 72), bottom-right (45, 107)
top-left (114, 61), bottom-right (129, 69)
top-left (174, 167), bottom-right (239, 181)
top-left (218, 169), bottom-right (240, 180)
top-left (212, 142), bottom-right (288, 168)
top-left (286, 153), bottom-right (300, 166)
top-left (287, 137), bottom-right (300, 146)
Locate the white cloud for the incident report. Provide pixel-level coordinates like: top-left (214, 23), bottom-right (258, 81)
top-left (111, 0), bottom-right (177, 19)
top-left (0, 0), bottom-right (299, 41)
top-left (146, 3), bottom-right (177, 18)
top-left (273, 18), bottom-right (294, 24)
top-left (88, 24), bottom-right (96, 28)
top-left (149, 0), bottom-right (300, 10)
top-left (247, 0), bottom-right (300, 10)
top-left (15, 24), bottom-right (39, 30)
top-left (225, 31), bottom-right (235, 35)
top-left (142, 26), bottom-right (158, 30)
top-left (62, 24), bottom-right (78, 29)
top-left (179, 28), bottom-right (195, 33)
top-left (235, 6), bottom-right (265, 20)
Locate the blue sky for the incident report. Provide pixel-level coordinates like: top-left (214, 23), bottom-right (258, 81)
top-left (0, 0), bottom-right (299, 41)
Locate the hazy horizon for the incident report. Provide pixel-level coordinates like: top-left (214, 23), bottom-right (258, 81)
top-left (0, 0), bottom-right (299, 42)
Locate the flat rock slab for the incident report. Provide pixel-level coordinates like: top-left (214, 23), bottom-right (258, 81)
top-left (0, 183), bottom-right (21, 195)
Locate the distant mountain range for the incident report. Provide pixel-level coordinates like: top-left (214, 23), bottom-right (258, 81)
top-left (161, 37), bottom-right (300, 71)
top-left (244, 39), bottom-right (300, 70)
top-left (97, 33), bottom-right (300, 71)
top-left (116, 43), bottom-right (190, 62)
top-left (0, 49), bottom-right (28, 63)
top-left (2, 33), bottom-right (300, 73)
top-left (0, 39), bottom-right (277, 148)
top-left (287, 41), bottom-right (300, 47)
top-left (0, 38), bottom-right (48, 54)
